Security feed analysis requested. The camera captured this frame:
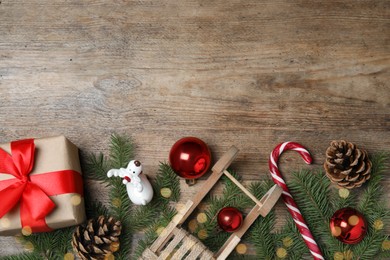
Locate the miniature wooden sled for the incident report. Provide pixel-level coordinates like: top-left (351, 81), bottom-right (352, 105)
top-left (140, 146), bottom-right (282, 260)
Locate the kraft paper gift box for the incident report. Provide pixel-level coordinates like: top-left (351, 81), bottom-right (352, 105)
top-left (0, 136), bottom-right (86, 236)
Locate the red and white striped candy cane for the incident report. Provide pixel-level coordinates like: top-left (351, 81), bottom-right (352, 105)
top-left (269, 142), bottom-right (324, 260)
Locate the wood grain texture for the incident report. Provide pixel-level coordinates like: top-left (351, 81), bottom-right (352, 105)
top-left (0, 0), bottom-right (389, 257)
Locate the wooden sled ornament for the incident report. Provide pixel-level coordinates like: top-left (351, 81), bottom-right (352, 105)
top-left (140, 146), bottom-right (282, 260)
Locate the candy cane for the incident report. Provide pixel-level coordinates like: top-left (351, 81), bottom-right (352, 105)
top-left (269, 142), bottom-right (324, 260)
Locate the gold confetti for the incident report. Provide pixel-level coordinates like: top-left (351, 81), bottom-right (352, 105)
top-left (348, 215), bottom-right (359, 226)
top-left (160, 187), bottom-right (172, 198)
top-left (331, 226), bottom-right (342, 237)
top-left (104, 253), bottom-right (115, 260)
top-left (188, 219), bottom-right (198, 233)
top-left (24, 241), bottom-right (34, 251)
top-left (338, 188), bottom-right (350, 199)
top-left (382, 239), bottom-right (390, 250)
top-left (14, 236), bottom-right (24, 244)
top-left (70, 194), bottom-right (82, 206)
top-left (110, 241), bottom-right (120, 252)
top-left (197, 229), bottom-right (208, 240)
top-left (64, 253), bottom-right (75, 260)
top-left (276, 247), bottom-right (287, 258)
top-left (21, 226), bottom-right (32, 236)
top-left (235, 243), bottom-right (247, 254)
top-left (0, 217), bottom-right (10, 228)
top-left (344, 250), bottom-right (353, 260)
top-left (373, 219), bottom-right (384, 230)
top-left (334, 251), bottom-right (344, 260)
top-left (112, 198), bottom-right (121, 208)
top-left (196, 212), bottom-right (207, 224)
top-left (282, 236), bottom-right (293, 248)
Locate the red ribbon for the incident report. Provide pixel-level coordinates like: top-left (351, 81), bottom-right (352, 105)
top-left (0, 139), bottom-right (83, 233)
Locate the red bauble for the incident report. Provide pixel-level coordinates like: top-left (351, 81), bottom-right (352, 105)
top-left (169, 137), bottom-right (211, 179)
top-left (217, 207), bottom-right (243, 232)
top-left (330, 207), bottom-right (367, 244)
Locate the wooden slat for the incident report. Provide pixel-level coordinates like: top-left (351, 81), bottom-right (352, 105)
top-left (199, 248), bottom-right (216, 260)
top-left (158, 227), bottom-right (187, 260)
top-left (215, 184), bottom-right (282, 259)
top-left (216, 235), bottom-right (241, 260)
top-left (150, 200), bottom-right (194, 253)
top-left (171, 232), bottom-right (196, 259)
top-left (223, 169), bottom-right (264, 208)
top-left (178, 146), bottom-right (239, 225)
top-left (140, 248), bottom-right (158, 260)
top-left (183, 240), bottom-right (207, 260)
top-left (258, 185), bottom-right (283, 217)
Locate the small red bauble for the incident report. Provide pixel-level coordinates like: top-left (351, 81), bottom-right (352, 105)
top-left (169, 137), bottom-right (211, 179)
top-left (217, 207), bottom-right (243, 232)
top-left (330, 207), bottom-right (367, 244)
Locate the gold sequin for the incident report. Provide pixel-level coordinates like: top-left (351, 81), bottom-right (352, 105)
top-left (235, 243), bottom-right (247, 254)
top-left (21, 226), bottom-right (32, 236)
top-left (373, 219), bottom-right (384, 230)
top-left (160, 187), bottom-right (172, 198)
top-left (338, 188), bottom-right (350, 199)
top-left (70, 194), bottom-right (82, 206)
top-left (188, 219), bottom-right (198, 233)
top-left (282, 236), bottom-right (293, 248)
top-left (348, 215), bottom-right (359, 226)
top-left (196, 212), bottom-right (207, 224)
top-left (276, 247), bottom-right (287, 258)
top-left (63, 253), bottom-right (75, 260)
top-left (110, 241), bottom-right (120, 252)
top-left (197, 229), bottom-right (208, 240)
top-left (382, 239), bottom-right (390, 250)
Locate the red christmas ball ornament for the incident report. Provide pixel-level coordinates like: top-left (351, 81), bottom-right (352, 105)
top-left (330, 207), bottom-right (367, 244)
top-left (169, 137), bottom-right (211, 179)
top-left (217, 207), bottom-right (243, 232)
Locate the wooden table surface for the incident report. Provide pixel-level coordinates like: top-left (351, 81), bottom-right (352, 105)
top-left (0, 0), bottom-right (389, 258)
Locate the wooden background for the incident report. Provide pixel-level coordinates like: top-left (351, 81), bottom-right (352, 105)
top-left (0, 0), bottom-right (389, 258)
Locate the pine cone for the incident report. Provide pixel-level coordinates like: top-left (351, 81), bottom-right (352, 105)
top-left (324, 140), bottom-right (372, 189)
top-left (72, 216), bottom-right (122, 260)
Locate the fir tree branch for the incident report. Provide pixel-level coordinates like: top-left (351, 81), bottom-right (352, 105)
top-left (357, 153), bottom-right (388, 214)
top-left (247, 181), bottom-right (276, 260)
top-left (83, 152), bottom-right (110, 182)
top-left (83, 133), bottom-right (136, 259)
top-left (85, 199), bottom-right (111, 219)
top-left (127, 162), bottom-right (181, 232)
top-left (133, 206), bottom-right (177, 259)
top-left (289, 170), bottom-right (338, 256)
top-left (275, 218), bottom-right (310, 259)
top-left (128, 202), bottom-right (166, 232)
top-left (200, 170), bottom-right (252, 252)
top-left (19, 226), bottom-right (75, 260)
top-left (154, 162), bottom-right (181, 203)
top-left (115, 219), bottom-right (133, 260)
top-left (330, 187), bottom-right (357, 210)
top-left (109, 134), bottom-right (134, 169)
top-left (0, 252), bottom-right (42, 260)
top-left (353, 230), bottom-right (387, 260)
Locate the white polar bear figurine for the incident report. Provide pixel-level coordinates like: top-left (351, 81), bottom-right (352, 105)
top-left (107, 160), bottom-right (153, 205)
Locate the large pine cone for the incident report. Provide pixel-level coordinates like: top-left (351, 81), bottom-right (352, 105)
top-left (72, 216), bottom-right (122, 260)
top-left (324, 140), bottom-right (372, 189)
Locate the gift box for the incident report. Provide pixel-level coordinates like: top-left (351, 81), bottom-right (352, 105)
top-left (0, 136), bottom-right (86, 236)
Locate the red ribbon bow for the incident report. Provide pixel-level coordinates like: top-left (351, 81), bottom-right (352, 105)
top-left (0, 139), bottom-right (83, 232)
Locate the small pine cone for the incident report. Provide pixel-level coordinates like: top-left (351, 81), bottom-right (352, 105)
top-left (324, 140), bottom-right (372, 189)
top-left (72, 216), bottom-right (122, 260)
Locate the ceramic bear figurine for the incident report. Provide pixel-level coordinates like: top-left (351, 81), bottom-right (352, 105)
top-left (107, 160), bottom-right (153, 205)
